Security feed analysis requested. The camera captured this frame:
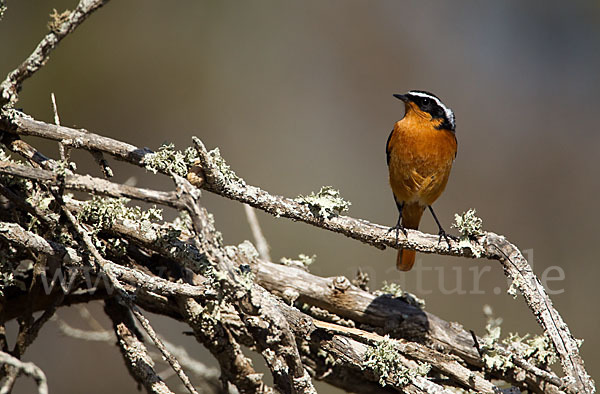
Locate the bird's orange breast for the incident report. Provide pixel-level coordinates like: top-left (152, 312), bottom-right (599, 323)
top-left (387, 110), bottom-right (457, 206)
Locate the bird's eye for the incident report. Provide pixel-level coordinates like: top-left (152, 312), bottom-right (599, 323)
top-left (421, 98), bottom-right (430, 106)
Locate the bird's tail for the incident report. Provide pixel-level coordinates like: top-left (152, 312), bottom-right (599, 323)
top-left (396, 203), bottom-right (425, 271)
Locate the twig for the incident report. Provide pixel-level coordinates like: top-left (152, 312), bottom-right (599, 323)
top-left (53, 316), bottom-right (114, 342)
top-left (314, 319), bottom-right (499, 393)
top-left (471, 329), bottom-right (483, 358)
top-left (0, 351), bottom-right (48, 394)
top-left (0, 221), bottom-right (214, 300)
top-left (178, 297), bottom-right (274, 393)
top-left (175, 177), bottom-right (317, 394)
top-left (0, 181), bottom-right (569, 393)
top-left (75, 305), bottom-right (107, 333)
top-left (104, 297), bottom-right (174, 394)
top-left (244, 204), bottom-right (272, 261)
top-left (58, 204), bottom-right (199, 394)
top-left (50, 93), bottom-right (70, 162)
top-left (0, 182), bottom-right (54, 229)
top-left (0, 217), bottom-right (564, 393)
top-left (129, 304), bottom-right (200, 394)
top-left (0, 0), bottom-right (111, 107)
top-left (146, 337), bottom-right (221, 390)
top-left (0, 133), bottom-right (57, 171)
top-left (0, 161), bottom-right (184, 209)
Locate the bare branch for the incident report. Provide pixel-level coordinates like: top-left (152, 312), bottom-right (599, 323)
top-left (104, 297), bottom-right (174, 394)
top-left (53, 316), bottom-right (114, 342)
top-left (0, 109), bottom-right (592, 391)
top-left (0, 0), bottom-right (111, 107)
top-left (58, 204), bottom-right (200, 394)
top-left (50, 93), bottom-right (70, 162)
top-left (0, 160), bottom-right (184, 209)
top-left (244, 204), bottom-right (271, 261)
top-left (0, 351), bottom-right (48, 394)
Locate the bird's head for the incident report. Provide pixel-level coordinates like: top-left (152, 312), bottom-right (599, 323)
top-left (394, 90), bottom-right (455, 132)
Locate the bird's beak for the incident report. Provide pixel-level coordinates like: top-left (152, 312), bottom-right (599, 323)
top-left (393, 94), bottom-right (408, 102)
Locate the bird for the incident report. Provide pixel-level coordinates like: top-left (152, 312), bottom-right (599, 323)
top-left (386, 90), bottom-right (457, 271)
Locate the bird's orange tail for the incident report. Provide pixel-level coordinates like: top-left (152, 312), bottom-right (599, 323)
top-left (396, 203), bottom-right (425, 271)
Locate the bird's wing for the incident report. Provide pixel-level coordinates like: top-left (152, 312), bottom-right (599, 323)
top-left (386, 129), bottom-right (394, 166)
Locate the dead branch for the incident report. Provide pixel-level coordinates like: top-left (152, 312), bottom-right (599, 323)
top-left (104, 297), bottom-right (174, 394)
top-left (0, 352), bottom-right (47, 394)
top-left (0, 0), bottom-right (110, 107)
top-left (0, 2), bottom-right (595, 392)
top-left (1, 109), bottom-right (590, 392)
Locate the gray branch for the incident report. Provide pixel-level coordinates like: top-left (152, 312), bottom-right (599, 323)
top-left (0, 110), bottom-right (591, 392)
top-left (0, 0), bottom-right (111, 107)
top-left (0, 352), bottom-right (47, 394)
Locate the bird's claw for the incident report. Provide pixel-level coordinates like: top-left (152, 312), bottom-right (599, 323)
top-left (387, 224), bottom-right (407, 245)
top-left (437, 229), bottom-right (451, 247)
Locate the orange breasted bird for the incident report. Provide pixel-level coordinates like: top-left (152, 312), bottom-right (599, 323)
top-left (386, 90), bottom-right (457, 271)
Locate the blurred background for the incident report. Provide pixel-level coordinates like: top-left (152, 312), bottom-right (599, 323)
top-left (1, 1), bottom-right (599, 392)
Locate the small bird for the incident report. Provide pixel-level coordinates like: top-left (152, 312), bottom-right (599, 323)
top-left (386, 90), bottom-right (457, 271)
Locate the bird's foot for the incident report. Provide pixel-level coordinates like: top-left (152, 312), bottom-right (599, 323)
top-left (437, 229), bottom-right (452, 247)
top-left (387, 223), bottom-right (408, 245)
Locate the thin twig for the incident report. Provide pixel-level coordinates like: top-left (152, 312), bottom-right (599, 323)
top-left (51, 93), bottom-right (69, 162)
top-left (58, 205), bottom-right (199, 394)
top-left (244, 204), bottom-right (272, 261)
top-left (104, 297), bottom-right (174, 394)
top-left (0, 161), bottom-right (184, 209)
top-left (0, 0), bottom-right (111, 107)
top-left (53, 316), bottom-right (114, 342)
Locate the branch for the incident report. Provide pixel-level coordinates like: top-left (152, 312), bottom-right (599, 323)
top-left (0, 0), bottom-right (110, 107)
top-left (1, 212), bottom-right (562, 393)
top-left (0, 161), bottom-right (183, 209)
top-left (58, 202), bottom-right (199, 394)
top-left (192, 137), bottom-right (593, 393)
top-left (0, 110), bottom-right (592, 392)
top-left (244, 204), bottom-right (272, 261)
top-left (0, 352), bottom-right (47, 394)
top-left (104, 298), bottom-right (174, 394)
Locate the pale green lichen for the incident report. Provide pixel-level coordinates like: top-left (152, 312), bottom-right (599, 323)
top-left (236, 241), bottom-right (260, 260)
top-left (280, 253), bottom-right (316, 268)
top-left (0, 149), bottom-right (34, 190)
top-left (452, 209), bottom-right (483, 237)
top-left (374, 281), bottom-right (426, 309)
top-left (0, 255), bottom-right (16, 296)
top-left (237, 263), bottom-right (255, 291)
top-left (142, 143), bottom-right (199, 177)
top-left (503, 332), bottom-right (557, 367)
top-left (0, 146), bottom-right (12, 161)
top-left (363, 335), bottom-right (431, 387)
top-left (295, 186), bottom-right (351, 220)
top-left (54, 159), bottom-right (76, 177)
top-left (452, 209), bottom-right (484, 257)
top-left (207, 147), bottom-right (245, 187)
top-left (171, 211), bottom-right (193, 234)
top-left (78, 196), bottom-right (162, 233)
top-left (480, 305), bottom-right (511, 371)
top-left (479, 305), bottom-right (557, 372)
top-left (507, 276), bottom-right (522, 299)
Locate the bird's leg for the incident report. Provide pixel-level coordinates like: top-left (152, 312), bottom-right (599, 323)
top-left (387, 200), bottom-right (407, 244)
top-left (428, 205), bottom-right (451, 246)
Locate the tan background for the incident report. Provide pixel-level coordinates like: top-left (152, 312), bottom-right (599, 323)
top-left (1, 1), bottom-right (599, 392)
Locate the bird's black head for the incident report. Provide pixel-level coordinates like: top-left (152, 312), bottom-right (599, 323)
top-left (394, 90), bottom-right (455, 131)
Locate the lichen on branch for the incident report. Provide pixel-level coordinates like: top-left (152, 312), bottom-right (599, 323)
top-left (295, 186), bottom-right (351, 219)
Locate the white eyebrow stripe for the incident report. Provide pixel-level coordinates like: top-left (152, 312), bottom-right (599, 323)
top-left (407, 91), bottom-right (455, 129)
